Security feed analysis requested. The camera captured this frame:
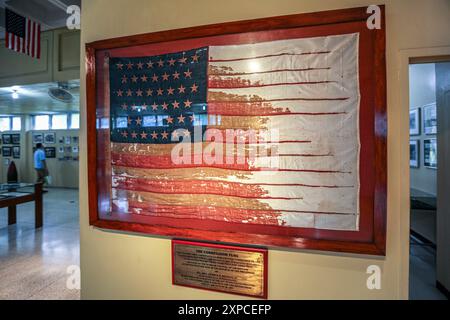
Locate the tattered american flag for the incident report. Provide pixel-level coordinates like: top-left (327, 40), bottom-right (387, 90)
top-left (5, 8), bottom-right (41, 59)
top-left (109, 33), bottom-right (360, 231)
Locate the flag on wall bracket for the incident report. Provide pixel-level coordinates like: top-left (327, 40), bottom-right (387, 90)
top-left (4, 8), bottom-right (41, 59)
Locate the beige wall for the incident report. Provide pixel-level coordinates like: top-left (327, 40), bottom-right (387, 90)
top-left (0, 28), bottom-right (80, 87)
top-left (79, 0), bottom-right (450, 299)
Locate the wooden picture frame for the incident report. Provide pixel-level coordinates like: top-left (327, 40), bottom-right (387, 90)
top-left (409, 108), bottom-right (420, 136)
top-left (86, 6), bottom-right (387, 255)
top-left (2, 134), bottom-right (12, 145)
top-left (44, 132), bottom-right (56, 144)
top-left (423, 139), bottom-right (437, 169)
top-left (423, 102), bottom-right (437, 135)
top-left (12, 146), bottom-right (20, 159)
top-left (2, 146), bottom-right (12, 157)
top-left (11, 134), bottom-right (21, 145)
top-left (32, 133), bottom-right (43, 144)
top-left (44, 147), bottom-right (56, 159)
top-left (410, 140), bottom-right (419, 168)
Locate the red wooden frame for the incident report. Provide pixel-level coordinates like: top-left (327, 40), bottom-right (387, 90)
top-left (172, 240), bottom-right (268, 299)
top-left (86, 6), bottom-right (387, 255)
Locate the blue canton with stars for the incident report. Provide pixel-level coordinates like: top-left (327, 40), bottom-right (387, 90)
top-left (109, 47), bottom-right (208, 144)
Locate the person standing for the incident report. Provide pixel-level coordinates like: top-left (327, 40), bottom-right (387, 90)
top-left (34, 143), bottom-right (48, 183)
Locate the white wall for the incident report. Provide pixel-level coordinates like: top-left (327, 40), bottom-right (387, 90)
top-left (79, 0), bottom-right (450, 299)
top-left (436, 62), bottom-right (450, 295)
top-left (409, 63), bottom-right (437, 196)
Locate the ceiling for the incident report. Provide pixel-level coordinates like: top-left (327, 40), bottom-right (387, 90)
top-left (0, 80), bottom-right (80, 115)
top-left (0, 0), bottom-right (81, 39)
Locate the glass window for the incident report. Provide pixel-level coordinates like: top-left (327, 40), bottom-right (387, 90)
top-left (143, 116), bottom-right (156, 127)
top-left (157, 115), bottom-right (168, 127)
top-left (116, 117), bottom-right (128, 128)
top-left (12, 117), bottom-right (21, 131)
top-left (0, 117), bottom-right (10, 132)
top-left (33, 115), bottom-right (50, 130)
top-left (100, 117), bottom-right (109, 129)
top-left (52, 114), bottom-right (68, 129)
top-left (70, 113), bottom-right (80, 129)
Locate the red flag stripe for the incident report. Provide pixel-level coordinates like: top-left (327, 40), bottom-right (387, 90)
top-left (27, 19), bottom-right (31, 55)
top-left (119, 202), bottom-right (282, 225)
top-left (113, 177), bottom-right (303, 199)
top-left (207, 102), bottom-right (346, 116)
top-left (36, 23), bottom-right (41, 59)
top-left (120, 201), bottom-right (355, 218)
top-left (210, 67), bottom-right (331, 76)
top-left (30, 21), bottom-right (34, 57)
top-left (111, 152), bottom-right (349, 173)
top-left (5, 32), bottom-right (9, 49)
top-left (112, 176), bottom-right (353, 189)
top-left (208, 79), bottom-right (335, 89)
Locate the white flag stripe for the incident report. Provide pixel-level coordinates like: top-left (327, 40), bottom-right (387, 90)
top-left (212, 114), bottom-right (358, 142)
top-left (209, 33), bottom-right (356, 61)
top-left (280, 212), bottom-right (357, 230)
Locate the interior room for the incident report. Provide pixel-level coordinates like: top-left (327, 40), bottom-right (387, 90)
top-left (0, 0), bottom-right (450, 304)
top-left (0, 81), bottom-right (80, 299)
top-left (0, 0), bottom-right (81, 300)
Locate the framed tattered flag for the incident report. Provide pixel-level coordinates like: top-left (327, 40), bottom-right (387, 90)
top-left (86, 6), bottom-right (387, 255)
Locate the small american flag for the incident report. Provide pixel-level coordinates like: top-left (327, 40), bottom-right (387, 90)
top-left (5, 8), bottom-right (41, 59)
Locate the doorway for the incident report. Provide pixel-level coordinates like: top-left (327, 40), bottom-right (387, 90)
top-left (408, 59), bottom-right (450, 300)
top-left (0, 81), bottom-right (80, 299)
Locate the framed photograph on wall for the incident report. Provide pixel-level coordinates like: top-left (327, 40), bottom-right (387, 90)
top-left (409, 108), bottom-right (420, 136)
top-left (86, 6), bottom-right (387, 255)
top-left (410, 140), bottom-right (419, 168)
top-left (11, 134), bottom-right (21, 145)
top-left (44, 132), bottom-right (56, 144)
top-left (12, 146), bottom-right (20, 159)
top-left (423, 102), bottom-right (437, 135)
top-left (32, 133), bottom-right (43, 144)
top-left (2, 134), bottom-right (12, 145)
top-left (2, 146), bottom-right (12, 157)
top-left (44, 147), bottom-right (56, 158)
top-left (423, 139), bottom-right (437, 169)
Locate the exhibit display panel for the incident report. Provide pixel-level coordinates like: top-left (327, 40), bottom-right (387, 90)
top-left (86, 6), bottom-right (387, 255)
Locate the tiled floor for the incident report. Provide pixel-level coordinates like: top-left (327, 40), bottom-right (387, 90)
top-left (411, 209), bottom-right (436, 244)
top-left (0, 188), bottom-right (80, 300)
top-left (1, 187), bottom-right (447, 300)
top-left (409, 236), bottom-right (447, 300)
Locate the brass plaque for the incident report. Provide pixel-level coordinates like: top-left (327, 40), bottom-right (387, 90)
top-left (172, 240), bottom-right (267, 298)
